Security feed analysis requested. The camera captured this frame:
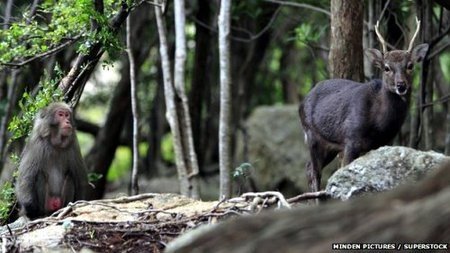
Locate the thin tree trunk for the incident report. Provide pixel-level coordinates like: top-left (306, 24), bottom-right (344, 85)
top-left (155, 3), bottom-right (199, 198)
top-left (446, 104), bottom-right (450, 155)
top-left (3, 0), bottom-right (13, 30)
top-left (189, 0), bottom-right (212, 172)
top-left (420, 0), bottom-right (434, 150)
top-left (365, 0), bottom-right (381, 79)
top-left (218, 0), bottom-right (232, 199)
top-left (145, 66), bottom-right (164, 177)
top-left (174, 0), bottom-right (200, 199)
top-left (0, 0), bottom-right (16, 165)
top-left (85, 4), bottom-right (151, 199)
top-left (410, 0), bottom-right (434, 149)
top-left (435, 57), bottom-right (450, 155)
top-left (126, 13), bottom-right (139, 196)
top-left (0, 71), bottom-right (19, 162)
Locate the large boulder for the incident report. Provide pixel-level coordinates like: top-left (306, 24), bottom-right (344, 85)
top-left (326, 146), bottom-right (449, 200)
top-left (235, 105), bottom-right (336, 195)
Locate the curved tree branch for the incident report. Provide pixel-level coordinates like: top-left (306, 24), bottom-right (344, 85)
top-left (60, 0), bottom-right (130, 104)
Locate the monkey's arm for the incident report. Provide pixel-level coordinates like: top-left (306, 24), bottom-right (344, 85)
top-left (68, 142), bottom-right (89, 201)
top-left (16, 152), bottom-right (46, 218)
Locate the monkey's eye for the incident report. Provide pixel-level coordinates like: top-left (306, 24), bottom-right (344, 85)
top-left (384, 65), bottom-right (391, 72)
top-left (407, 62), bottom-right (414, 70)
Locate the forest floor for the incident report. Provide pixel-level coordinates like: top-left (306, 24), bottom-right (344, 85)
top-left (3, 191), bottom-right (319, 252)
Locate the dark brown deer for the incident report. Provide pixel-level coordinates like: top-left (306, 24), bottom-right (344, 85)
top-left (299, 19), bottom-right (429, 193)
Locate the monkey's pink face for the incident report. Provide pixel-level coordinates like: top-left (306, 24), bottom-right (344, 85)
top-left (55, 109), bottom-right (73, 136)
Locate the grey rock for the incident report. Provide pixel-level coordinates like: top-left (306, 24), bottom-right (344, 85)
top-left (235, 105), bottom-right (337, 195)
top-left (325, 146), bottom-right (448, 200)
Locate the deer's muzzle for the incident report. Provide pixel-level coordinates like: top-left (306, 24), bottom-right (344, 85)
top-left (396, 82), bottom-right (408, 95)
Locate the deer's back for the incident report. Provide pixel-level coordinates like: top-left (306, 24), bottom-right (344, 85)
top-left (300, 79), bottom-right (381, 144)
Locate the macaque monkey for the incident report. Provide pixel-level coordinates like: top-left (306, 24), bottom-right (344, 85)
top-left (15, 102), bottom-right (89, 219)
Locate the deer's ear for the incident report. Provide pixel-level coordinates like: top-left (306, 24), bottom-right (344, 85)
top-left (365, 48), bottom-right (383, 69)
top-left (411, 43), bottom-right (428, 63)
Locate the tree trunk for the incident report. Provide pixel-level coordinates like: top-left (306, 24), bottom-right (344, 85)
top-left (85, 69), bottom-right (131, 199)
top-left (3, 0), bottom-right (13, 30)
top-left (420, 0), bottom-right (434, 150)
top-left (166, 161), bottom-right (450, 253)
top-left (0, 70), bottom-right (19, 162)
top-left (85, 4), bottom-right (152, 199)
top-left (145, 64), bottom-right (165, 177)
top-left (189, 0), bottom-right (213, 172)
top-left (126, 12), bottom-right (140, 196)
top-left (329, 0), bottom-right (364, 81)
top-left (59, 3), bottom-right (129, 103)
top-left (364, 0), bottom-right (382, 79)
top-left (174, 0), bottom-right (200, 199)
top-left (218, 0), bottom-right (232, 199)
top-left (280, 42), bottom-right (299, 104)
top-left (155, 2), bottom-right (200, 199)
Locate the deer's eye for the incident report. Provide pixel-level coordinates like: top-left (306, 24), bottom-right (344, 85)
top-left (384, 65), bottom-right (391, 72)
top-left (407, 62), bottom-right (414, 70)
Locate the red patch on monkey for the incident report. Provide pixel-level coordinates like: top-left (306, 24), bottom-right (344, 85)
top-left (47, 197), bottom-right (63, 211)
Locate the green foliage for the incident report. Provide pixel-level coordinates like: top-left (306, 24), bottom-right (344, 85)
top-left (107, 147), bottom-right (131, 181)
top-left (0, 0), bottom-right (122, 66)
top-left (8, 68), bottom-right (64, 141)
top-left (161, 133), bottom-right (175, 163)
top-left (9, 153), bottom-right (20, 165)
top-left (0, 182), bottom-right (15, 223)
top-left (439, 53), bottom-right (450, 82)
top-left (233, 0), bottom-right (263, 19)
top-left (295, 23), bottom-right (326, 45)
top-left (88, 172), bottom-right (103, 183)
top-left (106, 143), bottom-right (147, 182)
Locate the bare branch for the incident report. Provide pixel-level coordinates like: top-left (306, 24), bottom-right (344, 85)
top-left (61, 0), bottom-right (130, 102)
top-left (287, 191), bottom-right (329, 203)
top-left (241, 191), bottom-right (291, 209)
top-left (0, 36), bottom-right (80, 69)
top-left (127, 12), bottom-right (140, 196)
top-left (263, 0), bottom-right (330, 17)
top-left (26, 0), bottom-right (41, 25)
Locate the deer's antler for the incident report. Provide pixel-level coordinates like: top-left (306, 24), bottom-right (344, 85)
top-left (374, 20), bottom-right (387, 54)
top-left (408, 17), bottom-right (421, 52)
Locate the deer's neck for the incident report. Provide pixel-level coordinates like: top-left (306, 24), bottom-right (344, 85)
top-left (375, 82), bottom-right (409, 128)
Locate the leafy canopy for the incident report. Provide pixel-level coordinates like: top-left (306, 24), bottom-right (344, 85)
top-left (0, 0), bottom-right (122, 67)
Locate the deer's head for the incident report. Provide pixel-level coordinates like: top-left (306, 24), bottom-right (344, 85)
top-left (365, 18), bottom-right (429, 96)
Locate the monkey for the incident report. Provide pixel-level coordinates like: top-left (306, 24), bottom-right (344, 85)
top-left (15, 102), bottom-right (89, 219)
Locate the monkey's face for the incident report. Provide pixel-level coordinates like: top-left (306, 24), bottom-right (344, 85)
top-left (55, 109), bottom-right (73, 137)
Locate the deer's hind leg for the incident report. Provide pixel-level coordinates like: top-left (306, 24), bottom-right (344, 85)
top-left (306, 137), bottom-right (338, 192)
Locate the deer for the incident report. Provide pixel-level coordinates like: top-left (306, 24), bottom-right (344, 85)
top-left (299, 18), bottom-right (429, 193)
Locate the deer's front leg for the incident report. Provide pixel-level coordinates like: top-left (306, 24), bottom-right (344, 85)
top-left (343, 143), bottom-right (362, 166)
